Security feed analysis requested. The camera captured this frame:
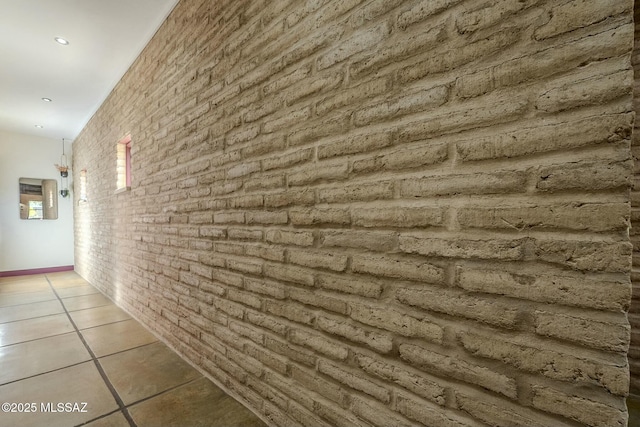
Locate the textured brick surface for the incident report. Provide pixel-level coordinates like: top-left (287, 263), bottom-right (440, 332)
top-left (73, 0), bottom-right (635, 425)
top-left (630, 0), bottom-right (640, 400)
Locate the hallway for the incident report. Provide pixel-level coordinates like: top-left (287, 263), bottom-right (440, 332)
top-left (0, 271), bottom-right (266, 427)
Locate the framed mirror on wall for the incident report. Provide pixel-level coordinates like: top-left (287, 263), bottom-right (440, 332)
top-left (19, 178), bottom-right (58, 220)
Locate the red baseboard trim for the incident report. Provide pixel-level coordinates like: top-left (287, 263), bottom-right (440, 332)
top-left (0, 265), bottom-right (74, 278)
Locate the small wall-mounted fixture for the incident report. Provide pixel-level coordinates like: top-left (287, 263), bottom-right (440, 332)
top-left (79, 169), bottom-right (88, 203)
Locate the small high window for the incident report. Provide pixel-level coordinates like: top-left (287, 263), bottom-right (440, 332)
top-left (116, 135), bottom-right (131, 191)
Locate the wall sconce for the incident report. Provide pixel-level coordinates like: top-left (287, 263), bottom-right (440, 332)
top-left (79, 169), bottom-right (87, 203)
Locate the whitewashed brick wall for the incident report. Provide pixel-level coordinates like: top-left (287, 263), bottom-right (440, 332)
top-left (73, 1), bottom-right (635, 425)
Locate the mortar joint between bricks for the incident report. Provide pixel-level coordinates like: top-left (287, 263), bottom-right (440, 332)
top-left (444, 264), bottom-right (457, 287)
top-left (343, 254), bottom-right (353, 273)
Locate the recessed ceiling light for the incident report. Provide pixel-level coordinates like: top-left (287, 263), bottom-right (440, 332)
top-left (35, 124), bottom-right (44, 128)
top-left (54, 37), bottom-right (69, 45)
top-left (42, 97), bottom-right (52, 102)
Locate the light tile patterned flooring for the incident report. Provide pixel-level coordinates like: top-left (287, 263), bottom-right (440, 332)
top-left (0, 271), bottom-right (267, 427)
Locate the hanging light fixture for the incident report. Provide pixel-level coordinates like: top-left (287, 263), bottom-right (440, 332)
top-left (55, 138), bottom-right (70, 197)
top-left (55, 138), bottom-right (69, 177)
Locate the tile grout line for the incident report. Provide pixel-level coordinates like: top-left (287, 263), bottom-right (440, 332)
top-left (76, 409), bottom-right (123, 426)
top-left (0, 306), bottom-right (107, 325)
top-left (1, 358), bottom-right (90, 388)
top-left (0, 317), bottom-right (132, 348)
top-left (123, 376), bottom-right (204, 409)
top-left (0, 340), bottom-right (160, 388)
top-left (44, 275), bottom-right (138, 427)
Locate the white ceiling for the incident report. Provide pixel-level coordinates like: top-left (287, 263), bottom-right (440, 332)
top-left (0, 0), bottom-right (179, 141)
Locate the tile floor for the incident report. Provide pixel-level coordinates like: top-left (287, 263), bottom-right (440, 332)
top-left (0, 271), bottom-right (267, 427)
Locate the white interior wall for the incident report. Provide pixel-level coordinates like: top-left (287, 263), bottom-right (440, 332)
top-left (0, 130), bottom-right (74, 272)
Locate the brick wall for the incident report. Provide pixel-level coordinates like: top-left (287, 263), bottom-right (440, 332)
top-left (631, 0), bottom-right (640, 399)
top-left (73, 0), bottom-right (635, 425)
